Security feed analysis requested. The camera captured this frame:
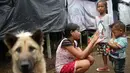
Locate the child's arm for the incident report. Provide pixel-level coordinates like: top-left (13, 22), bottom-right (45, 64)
top-left (108, 38), bottom-right (127, 50)
top-left (107, 32), bottom-right (119, 49)
top-left (108, 39), bottom-right (120, 50)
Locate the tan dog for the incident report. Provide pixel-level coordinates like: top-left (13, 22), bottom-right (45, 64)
top-left (4, 30), bottom-right (46, 73)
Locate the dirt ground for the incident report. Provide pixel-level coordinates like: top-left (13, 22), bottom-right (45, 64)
top-left (48, 39), bottom-right (130, 73)
top-left (47, 38), bottom-right (130, 73)
top-left (0, 39), bottom-right (130, 73)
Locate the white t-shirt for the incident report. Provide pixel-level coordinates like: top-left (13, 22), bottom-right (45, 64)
top-left (95, 14), bottom-right (113, 42)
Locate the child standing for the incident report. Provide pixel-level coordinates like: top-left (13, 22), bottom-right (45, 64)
top-left (108, 21), bottom-right (128, 73)
top-left (55, 23), bottom-right (102, 73)
top-left (96, 0), bottom-right (113, 71)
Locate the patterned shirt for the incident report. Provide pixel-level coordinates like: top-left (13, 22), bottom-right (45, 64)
top-left (109, 36), bottom-right (128, 59)
top-left (55, 38), bottom-right (78, 73)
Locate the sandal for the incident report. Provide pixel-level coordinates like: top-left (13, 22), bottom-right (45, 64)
top-left (96, 67), bottom-right (110, 72)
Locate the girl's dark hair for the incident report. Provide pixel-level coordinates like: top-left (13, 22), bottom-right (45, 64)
top-left (97, 0), bottom-right (108, 13)
top-left (110, 21), bottom-right (126, 32)
top-left (64, 23), bottom-right (79, 38)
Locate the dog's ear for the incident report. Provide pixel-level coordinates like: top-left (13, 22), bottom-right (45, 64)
top-left (4, 33), bottom-right (18, 49)
top-left (31, 29), bottom-right (43, 45)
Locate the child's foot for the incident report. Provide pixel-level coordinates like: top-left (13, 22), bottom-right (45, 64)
top-left (96, 67), bottom-right (110, 72)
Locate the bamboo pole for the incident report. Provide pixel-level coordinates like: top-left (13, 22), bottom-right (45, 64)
top-left (46, 34), bottom-right (52, 58)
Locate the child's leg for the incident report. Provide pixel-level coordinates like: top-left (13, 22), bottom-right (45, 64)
top-left (96, 54), bottom-right (109, 71)
top-left (109, 55), bottom-right (114, 67)
top-left (113, 58), bottom-right (125, 73)
top-left (96, 43), bottom-right (110, 71)
top-left (75, 59), bottom-right (91, 73)
top-left (102, 54), bottom-right (108, 68)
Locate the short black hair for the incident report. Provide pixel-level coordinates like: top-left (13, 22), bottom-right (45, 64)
top-left (64, 23), bottom-right (79, 38)
top-left (110, 21), bottom-right (126, 32)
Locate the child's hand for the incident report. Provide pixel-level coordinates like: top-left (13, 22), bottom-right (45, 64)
top-left (109, 38), bottom-right (114, 44)
top-left (108, 38), bottom-right (118, 49)
top-left (108, 41), bottom-right (111, 46)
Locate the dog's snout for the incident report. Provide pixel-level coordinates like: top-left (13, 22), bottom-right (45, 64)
top-left (21, 61), bottom-right (30, 68)
top-left (20, 60), bottom-right (32, 73)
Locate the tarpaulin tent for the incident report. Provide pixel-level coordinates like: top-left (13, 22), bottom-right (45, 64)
top-left (0, 0), bottom-right (67, 40)
top-left (0, 0), bottom-right (120, 59)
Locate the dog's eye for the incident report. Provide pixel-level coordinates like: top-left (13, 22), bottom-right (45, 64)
top-left (29, 46), bottom-right (35, 52)
top-left (16, 47), bottom-right (21, 53)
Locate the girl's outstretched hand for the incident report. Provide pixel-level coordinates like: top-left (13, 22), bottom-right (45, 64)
top-left (91, 31), bottom-right (104, 44)
top-left (90, 31), bottom-right (99, 43)
top-left (96, 37), bottom-right (104, 44)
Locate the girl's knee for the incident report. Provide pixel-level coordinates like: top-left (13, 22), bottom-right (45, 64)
top-left (81, 60), bottom-right (91, 70)
top-left (90, 56), bottom-right (94, 62)
top-left (75, 60), bottom-right (91, 73)
top-left (76, 60), bottom-right (91, 69)
top-left (87, 55), bottom-right (95, 65)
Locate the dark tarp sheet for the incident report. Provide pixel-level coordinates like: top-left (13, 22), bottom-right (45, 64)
top-left (0, 0), bottom-right (67, 39)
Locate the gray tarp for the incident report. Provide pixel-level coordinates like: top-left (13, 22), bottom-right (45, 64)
top-left (0, 0), bottom-right (67, 39)
top-left (68, 0), bottom-right (98, 31)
